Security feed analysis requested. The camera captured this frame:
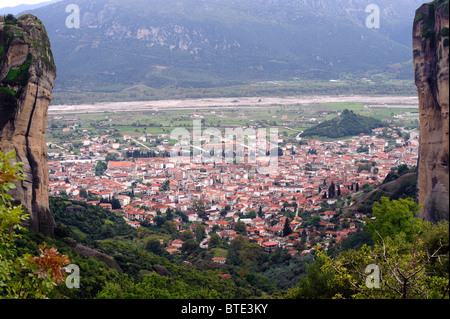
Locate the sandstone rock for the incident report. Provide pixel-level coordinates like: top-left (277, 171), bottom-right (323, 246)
top-left (413, 0), bottom-right (449, 222)
top-left (0, 14), bottom-right (56, 236)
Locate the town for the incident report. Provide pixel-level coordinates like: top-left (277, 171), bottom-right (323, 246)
top-left (46, 112), bottom-right (419, 260)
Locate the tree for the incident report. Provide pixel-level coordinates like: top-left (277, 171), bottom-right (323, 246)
top-left (365, 197), bottom-right (423, 244)
top-left (181, 228), bottom-right (194, 241)
top-left (154, 216), bottom-right (165, 227)
top-left (230, 236), bottom-right (263, 270)
top-left (79, 188), bottom-right (88, 198)
top-left (162, 221), bottom-right (178, 236)
top-left (282, 256), bottom-right (349, 299)
top-left (0, 150), bottom-right (70, 298)
top-left (101, 223), bottom-right (115, 238)
top-left (96, 272), bottom-right (204, 299)
top-left (191, 199), bottom-right (207, 220)
top-left (296, 198), bottom-right (449, 299)
top-left (234, 220), bottom-right (247, 235)
top-left (4, 14), bottom-right (18, 24)
top-left (111, 198), bottom-right (121, 210)
top-left (209, 233), bottom-right (221, 248)
top-left (95, 160), bottom-right (107, 176)
top-left (159, 179), bottom-right (170, 191)
top-left (283, 218), bottom-right (292, 237)
top-left (181, 239), bottom-right (200, 255)
top-left (328, 182), bottom-right (336, 198)
top-left (315, 224), bottom-right (448, 299)
top-left (195, 223), bottom-right (206, 242)
top-left (145, 238), bottom-right (165, 255)
top-left (105, 152), bottom-right (119, 161)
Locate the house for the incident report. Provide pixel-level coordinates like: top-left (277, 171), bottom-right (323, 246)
top-left (165, 245), bottom-right (179, 255)
top-left (320, 211), bottom-right (335, 221)
top-left (212, 257), bottom-right (227, 264)
top-left (127, 221), bottom-right (140, 229)
top-left (262, 241), bottom-right (279, 253)
top-left (99, 203), bottom-right (112, 211)
top-left (171, 239), bottom-right (184, 248)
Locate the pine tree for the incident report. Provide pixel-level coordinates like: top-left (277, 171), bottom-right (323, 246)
top-left (328, 182), bottom-right (336, 198)
top-left (283, 218), bottom-right (292, 237)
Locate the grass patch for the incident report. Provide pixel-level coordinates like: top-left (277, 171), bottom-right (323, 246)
top-left (0, 86), bottom-right (16, 96)
top-left (210, 248), bottom-right (228, 258)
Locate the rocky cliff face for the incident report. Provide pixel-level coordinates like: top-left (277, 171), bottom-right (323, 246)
top-left (0, 14), bottom-right (56, 236)
top-left (413, 0), bottom-right (449, 222)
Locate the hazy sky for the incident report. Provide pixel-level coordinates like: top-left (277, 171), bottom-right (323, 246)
top-left (0, 0), bottom-right (52, 9)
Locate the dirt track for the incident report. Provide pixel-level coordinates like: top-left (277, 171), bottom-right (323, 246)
top-left (48, 95), bottom-right (418, 115)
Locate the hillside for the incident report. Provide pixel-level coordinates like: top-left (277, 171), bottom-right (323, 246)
top-left (300, 109), bottom-right (385, 138)
top-left (46, 196), bottom-right (313, 299)
top-left (14, 0), bottom-right (423, 99)
top-left (345, 171), bottom-right (418, 215)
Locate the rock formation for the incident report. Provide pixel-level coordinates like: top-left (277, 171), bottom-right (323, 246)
top-left (413, 0), bottom-right (449, 222)
top-left (0, 14), bottom-right (56, 236)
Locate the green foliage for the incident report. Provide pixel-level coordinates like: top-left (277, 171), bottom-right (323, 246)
top-left (191, 199), bottom-right (207, 219)
top-left (383, 164), bottom-right (416, 184)
top-left (365, 197), bottom-right (423, 244)
top-left (95, 160), bottom-right (107, 177)
top-left (2, 53), bottom-right (32, 86)
top-left (301, 109), bottom-right (385, 139)
top-left (0, 151), bottom-right (69, 298)
top-left (234, 220), bottom-right (247, 235)
top-left (283, 218), bottom-right (292, 237)
top-left (145, 238), bottom-right (165, 255)
top-left (280, 255), bottom-right (350, 299)
top-left (282, 198), bottom-right (449, 299)
top-left (0, 86), bottom-right (16, 97)
top-left (4, 14), bottom-right (18, 25)
top-left (0, 150), bottom-right (26, 234)
top-left (97, 272), bottom-right (219, 299)
top-left (50, 197), bottom-right (136, 243)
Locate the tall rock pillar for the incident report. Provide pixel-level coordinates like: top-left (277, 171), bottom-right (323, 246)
top-left (413, 0), bottom-right (449, 222)
top-left (0, 14), bottom-right (56, 236)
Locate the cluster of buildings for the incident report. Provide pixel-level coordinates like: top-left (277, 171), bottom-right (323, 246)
top-left (47, 124), bottom-right (419, 256)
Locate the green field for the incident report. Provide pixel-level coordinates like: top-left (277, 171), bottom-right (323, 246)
top-left (46, 101), bottom-right (419, 150)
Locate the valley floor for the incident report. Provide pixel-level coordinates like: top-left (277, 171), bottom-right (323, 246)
top-left (49, 95), bottom-right (418, 115)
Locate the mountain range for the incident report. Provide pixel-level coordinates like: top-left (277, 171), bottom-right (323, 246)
top-left (12, 0), bottom-right (424, 98)
top-left (0, 1), bottom-right (62, 16)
